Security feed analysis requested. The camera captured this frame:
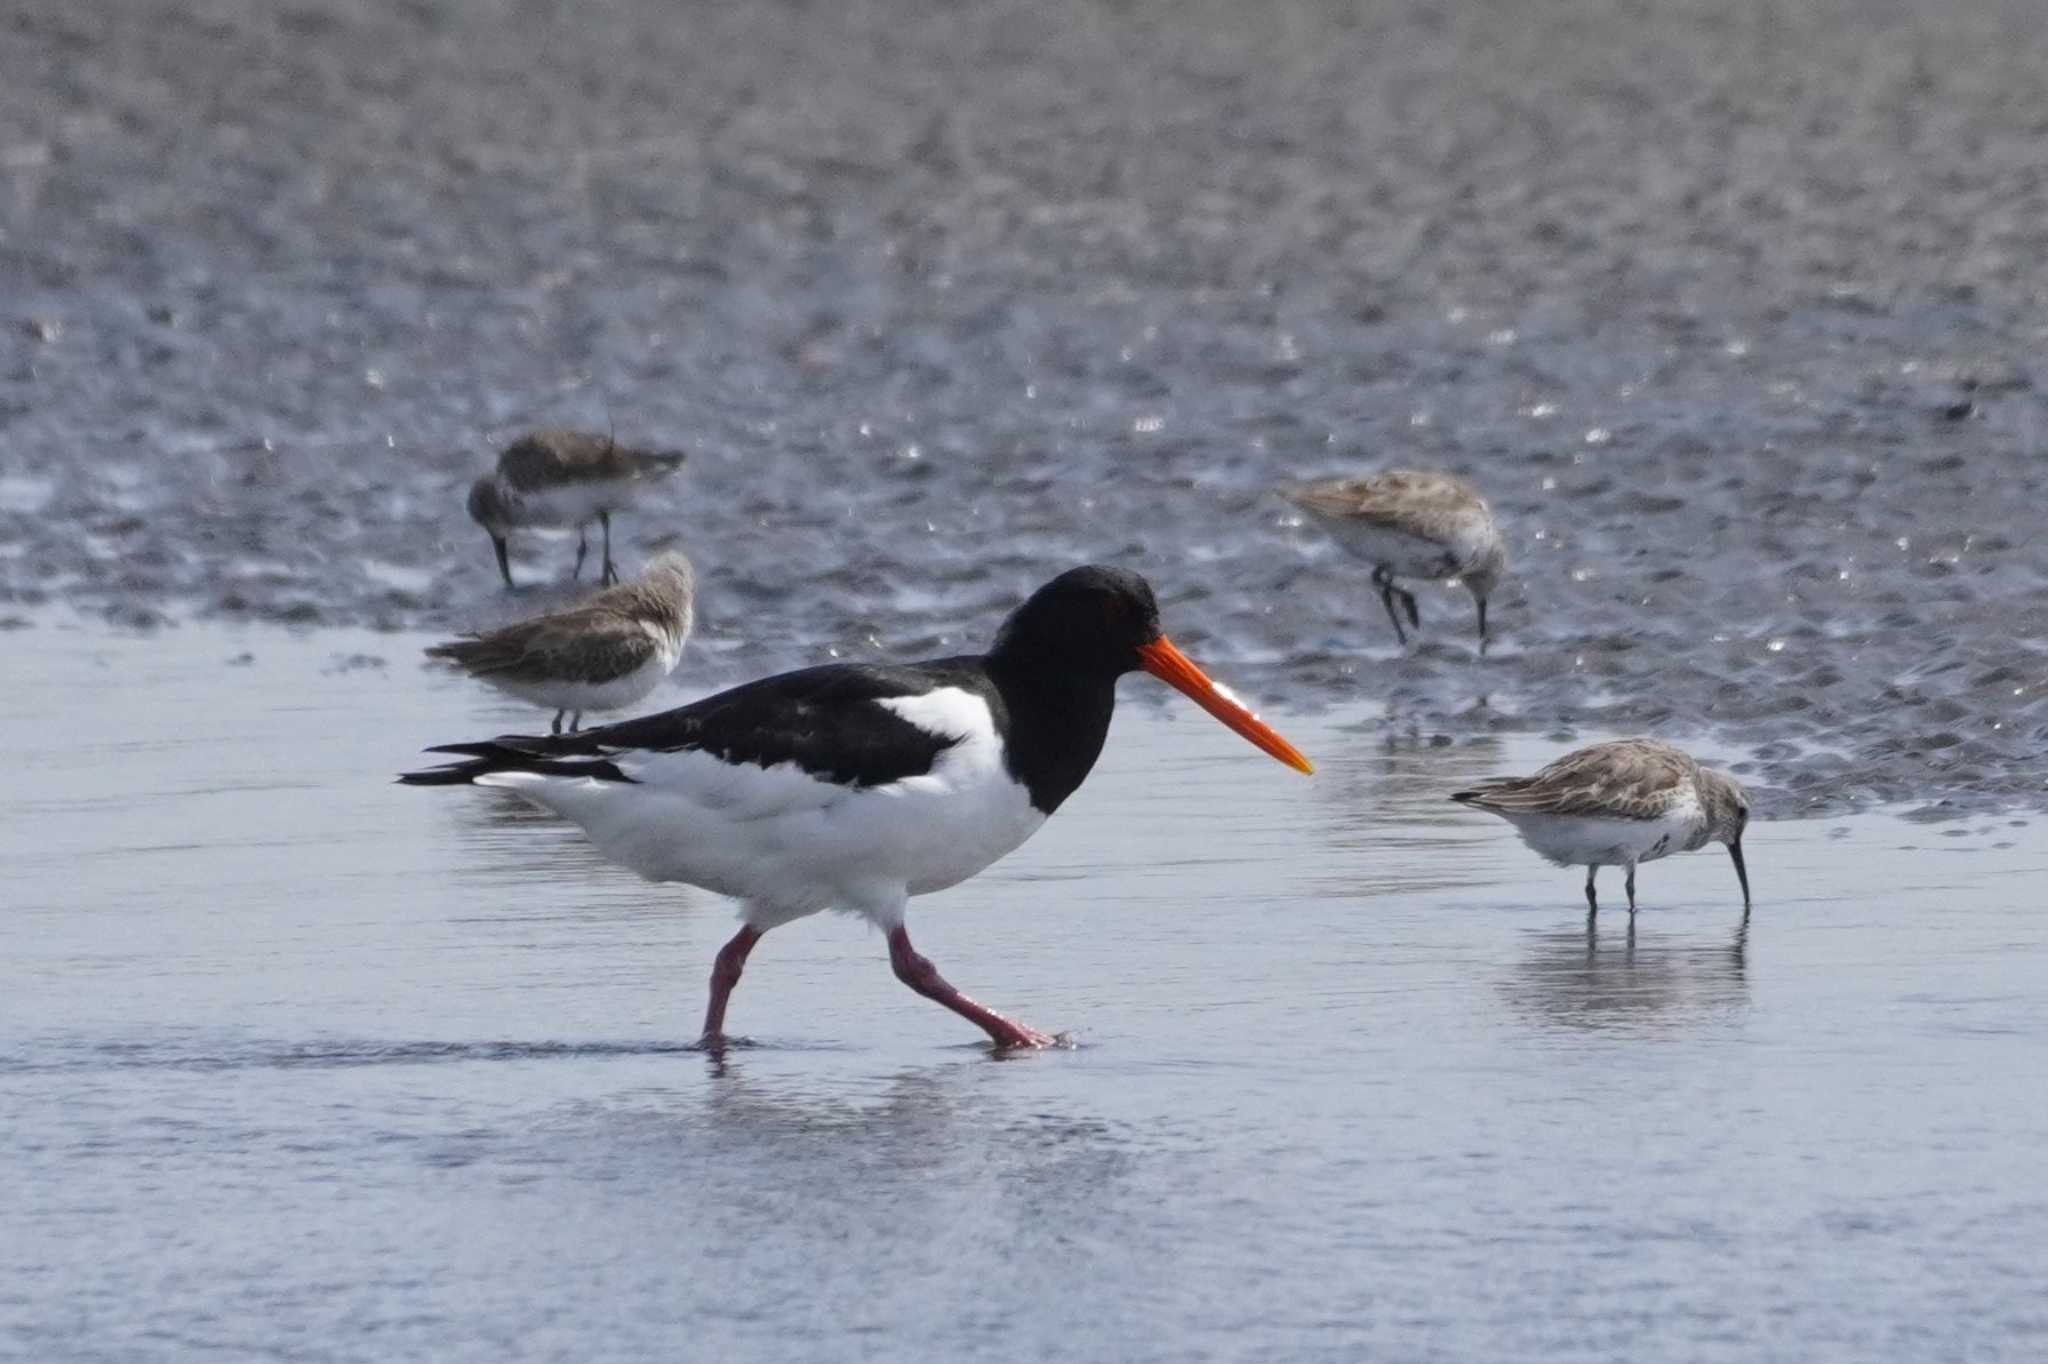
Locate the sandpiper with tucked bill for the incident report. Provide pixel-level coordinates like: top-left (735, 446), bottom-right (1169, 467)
top-left (402, 565), bottom-right (1314, 1051)
top-left (1451, 738), bottom-right (1752, 916)
top-left (467, 429), bottom-right (687, 588)
top-left (425, 550), bottom-right (696, 735)
top-left (1279, 468), bottom-right (1506, 647)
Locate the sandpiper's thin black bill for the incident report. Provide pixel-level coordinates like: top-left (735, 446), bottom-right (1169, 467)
top-left (1729, 839), bottom-right (1751, 907)
top-left (1136, 636), bottom-right (1314, 775)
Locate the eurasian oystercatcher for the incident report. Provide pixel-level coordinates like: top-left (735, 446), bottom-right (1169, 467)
top-left (1451, 738), bottom-right (1751, 916)
top-left (467, 430), bottom-right (688, 588)
top-left (1279, 468), bottom-right (1506, 647)
top-left (402, 565), bottom-right (1313, 1049)
top-left (425, 550), bottom-right (696, 734)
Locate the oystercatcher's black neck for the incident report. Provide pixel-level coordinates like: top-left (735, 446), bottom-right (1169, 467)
top-left (980, 651), bottom-right (1120, 816)
top-left (978, 564), bottom-right (1163, 815)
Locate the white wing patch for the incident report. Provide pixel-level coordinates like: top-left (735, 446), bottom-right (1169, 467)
top-left (874, 687), bottom-right (996, 751)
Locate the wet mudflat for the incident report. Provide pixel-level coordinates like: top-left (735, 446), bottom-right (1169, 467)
top-left (7, 0), bottom-right (2048, 813)
top-left (3, 623), bottom-right (2044, 1362)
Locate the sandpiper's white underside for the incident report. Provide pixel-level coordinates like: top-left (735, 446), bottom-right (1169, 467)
top-left (479, 625), bottom-right (683, 715)
top-left (476, 686), bottom-right (1045, 930)
top-left (516, 478), bottom-right (644, 529)
top-left (1493, 788), bottom-right (1707, 869)
top-left (1310, 516), bottom-right (1465, 581)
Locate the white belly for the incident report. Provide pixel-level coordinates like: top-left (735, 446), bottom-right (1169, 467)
top-left (474, 687), bottom-right (1047, 926)
top-left (1314, 517), bottom-right (1457, 580)
top-left (481, 639), bottom-right (679, 716)
top-left (519, 479), bottom-right (640, 529)
top-left (1500, 807), bottom-right (1704, 869)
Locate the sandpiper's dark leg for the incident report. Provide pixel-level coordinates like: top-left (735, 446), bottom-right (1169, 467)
top-left (888, 925), bottom-right (1054, 1049)
top-left (1625, 864), bottom-right (1638, 914)
top-left (1585, 865), bottom-right (1599, 915)
top-left (491, 534), bottom-right (514, 589)
top-left (551, 709), bottom-right (565, 735)
top-left (1396, 586), bottom-right (1421, 629)
top-left (600, 510), bottom-right (618, 585)
top-left (572, 526), bottom-right (589, 580)
top-left (1372, 566), bottom-right (1410, 645)
top-left (568, 711), bottom-right (582, 732)
top-left (701, 925), bottom-right (764, 1046)
top-left (1476, 596), bottom-right (1489, 652)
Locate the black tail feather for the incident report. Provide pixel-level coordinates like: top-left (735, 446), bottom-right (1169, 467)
top-left (397, 759), bottom-right (493, 787)
top-left (422, 741), bottom-right (505, 758)
top-left (400, 735), bottom-right (634, 786)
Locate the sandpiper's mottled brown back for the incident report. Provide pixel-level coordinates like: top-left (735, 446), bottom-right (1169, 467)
top-left (1281, 469), bottom-right (1492, 538)
top-left (496, 430), bottom-right (687, 492)
top-left (1452, 738), bottom-right (1699, 821)
top-left (426, 551), bottom-right (695, 686)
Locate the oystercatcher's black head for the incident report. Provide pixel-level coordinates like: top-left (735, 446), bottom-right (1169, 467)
top-left (992, 565), bottom-right (1162, 677)
top-left (992, 565), bottom-right (1314, 774)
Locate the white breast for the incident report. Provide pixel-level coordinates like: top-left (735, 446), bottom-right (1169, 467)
top-left (869, 689), bottom-right (1047, 897)
top-left (1440, 515), bottom-right (1501, 577)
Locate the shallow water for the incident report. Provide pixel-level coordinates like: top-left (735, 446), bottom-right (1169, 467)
top-left (4, 622), bottom-right (2045, 1361)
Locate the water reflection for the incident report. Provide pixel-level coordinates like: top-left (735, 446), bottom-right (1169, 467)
top-left (1313, 730), bottom-right (1510, 825)
top-left (1500, 916), bottom-right (1751, 1033)
top-left (568, 1058), bottom-right (1138, 1218)
top-left (1304, 730), bottom-right (1512, 895)
top-left (699, 1064), bottom-right (974, 1172)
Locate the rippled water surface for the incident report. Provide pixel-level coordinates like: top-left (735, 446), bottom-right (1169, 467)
top-left (5, 624), bottom-right (2046, 1361)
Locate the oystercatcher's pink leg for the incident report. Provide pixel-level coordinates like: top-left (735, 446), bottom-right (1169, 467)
top-left (700, 925), bottom-right (763, 1045)
top-left (887, 925), bottom-right (1055, 1049)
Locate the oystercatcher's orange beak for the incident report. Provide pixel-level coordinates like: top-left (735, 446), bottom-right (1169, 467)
top-left (1137, 636), bottom-right (1314, 775)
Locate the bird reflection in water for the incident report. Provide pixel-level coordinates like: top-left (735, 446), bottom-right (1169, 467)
top-left (1316, 730), bottom-right (1512, 828)
top-left (681, 1061), bottom-right (1135, 1216)
top-left (1502, 914), bottom-right (1751, 1033)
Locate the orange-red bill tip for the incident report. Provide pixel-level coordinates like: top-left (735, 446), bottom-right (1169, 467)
top-left (1136, 636), bottom-right (1315, 775)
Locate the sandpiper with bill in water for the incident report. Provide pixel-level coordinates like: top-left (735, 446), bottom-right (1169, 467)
top-left (467, 430), bottom-right (688, 589)
top-left (1451, 738), bottom-right (1752, 917)
top-left (1279, 468), bottom-right (1506, 648)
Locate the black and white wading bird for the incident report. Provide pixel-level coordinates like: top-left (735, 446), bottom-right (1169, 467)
top-left (1451, 739), bottom-right (1751, 917)
top-left (467, 430), bottom-right (687, 588)
top-left (425, 550), bottom-right (696, 734)
top-left (402, 566), bottom-right (1315, 1050)
top-left (1279, 468), bottom-right (1506, 647)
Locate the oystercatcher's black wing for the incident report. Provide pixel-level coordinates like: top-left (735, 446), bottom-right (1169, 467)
top-left (401, 660), bottom-right (995, 789)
